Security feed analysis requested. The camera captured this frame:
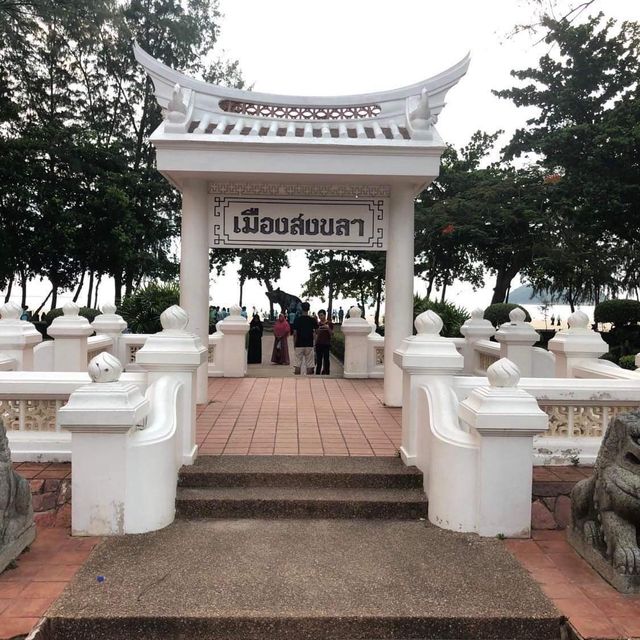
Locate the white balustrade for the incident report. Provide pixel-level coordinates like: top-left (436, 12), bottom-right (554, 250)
top-left (59, 352), bottom-right (182, 535)
top-left (215, 305), bottom-right (249, 377)
top-left (494, 308), bottom-right (539, 377)
top-left (366, 324), bottom-right (385, 379)
top-left (91, 303), bottom-right (127, 357)
top-left (460, 309), bottom-right (495, 374)
top-left (342, 307), bottom-right (374, 378)
top-left (0, 302), bottom-right (42, 370)
top-left (47, 302), bottom-right (94, 371)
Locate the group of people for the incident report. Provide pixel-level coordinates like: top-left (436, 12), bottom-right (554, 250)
top-left (246, 302), bottom-right (334, 375)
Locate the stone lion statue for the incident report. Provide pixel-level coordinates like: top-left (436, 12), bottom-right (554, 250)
top-left (265, 288), bottom-right (302, 314)
top-left (570, 410), bottom-right (640, 576)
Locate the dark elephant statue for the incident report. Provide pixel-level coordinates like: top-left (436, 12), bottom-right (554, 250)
top-left (265, 288), bottom-right (303, 314)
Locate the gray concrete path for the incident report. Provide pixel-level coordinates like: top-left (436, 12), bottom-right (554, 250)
top-left (247, 333), bottom-right (343, 378)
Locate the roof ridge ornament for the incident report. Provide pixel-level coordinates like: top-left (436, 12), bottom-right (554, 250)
top-left (167, 83), bottom-right (187, 122)
top-left (408, 88), bottom-right (437, 140)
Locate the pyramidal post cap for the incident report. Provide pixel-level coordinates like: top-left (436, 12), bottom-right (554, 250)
top-left (0, 302), bottom-right (21, 321)
top-left (160, 305), bottom-right (189, 332)
top-left (415, 310), bottom-right (443, 336)
top-left (487, 358), bottom-right (520, 388)
top-left (88, 352), bottom-right (123, 383)
top-left (568, 309), bottom-right (589, 330)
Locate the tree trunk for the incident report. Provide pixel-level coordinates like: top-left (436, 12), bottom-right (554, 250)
top-left (425, 275), bottom-right (434, 301)
top-left (20, 270), bottom-right (27, 309)
top-left (34, 289), bottom-right (53, 317)
top-left (327, 281), bottom-right (334, 316)
top-left (264, 279), bottom-right (274, 318)
top-left (374, 277), bottom-right (383, 327)
top-left (505, 284), bottom-right (511, 303)
top-left (490, 267), bottom-right (519, 305)
top-left (124, 270), bottom-right (134, 299)
top-left (440, 279), bottom-right (448, 304)
top-left (239, 276), bottom-right (245, 306)
top-left (86, 271), bottom-right (94, 308)
top-left (50, 285), bottom-right (58, 311)
top-left (114, 272), bottom-right (122, 306)
top-left (72, 271), bottom-right (85, 303)
top-left (4, 277), bottom-right (13, 303)
top-left (94, 276), bottom-right (102, 309)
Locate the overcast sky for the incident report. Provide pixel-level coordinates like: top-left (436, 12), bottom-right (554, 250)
top-left (17, 0), bottom-right (639, 316)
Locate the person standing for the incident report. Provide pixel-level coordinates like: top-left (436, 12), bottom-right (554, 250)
top-left (338, 306), bottom-right (344, 324)
top-left (247, 314), bottom-right (263, 364)
top-left (314, 309), bottom-right (333, 375)
top-left (292, 302), bottom-right (317, 375)
top-left (271, 313), bottom-right (291, 365)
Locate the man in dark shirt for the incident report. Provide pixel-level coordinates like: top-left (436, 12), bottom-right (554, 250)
top-left (314, 309), bottom-right (333, 375)
top-left (292, 301), bottom-right (318, 375)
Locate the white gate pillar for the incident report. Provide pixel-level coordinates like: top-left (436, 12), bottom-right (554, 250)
top-left (383, 184), bottom-right (416, 407)
top-left (180, 178), bottom-right (210, 404)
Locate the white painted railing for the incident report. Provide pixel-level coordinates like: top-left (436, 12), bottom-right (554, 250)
top-left (572, 358), bottom-right (640, 380)
top-left (87, 334), bottom-right (113, 362)
top-left (473, 339), bottom-right (500, 375)
top-left (0, 353), bottom-right (16, 371)
top-left (0, 371), bottom-right (147, 462)
top-left (33, 341), bottom-right (54, 371)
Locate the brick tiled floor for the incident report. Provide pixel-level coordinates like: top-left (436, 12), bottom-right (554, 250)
top-left (0, 526), bottom-right (100, 639)
top-left (197, 377), bottom-right (401, 456)
top-left (506, 530), bottom-right (640, 639)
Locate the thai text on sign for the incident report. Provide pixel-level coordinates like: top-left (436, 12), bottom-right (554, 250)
top-left (210, 197), bottom-right (387, 250)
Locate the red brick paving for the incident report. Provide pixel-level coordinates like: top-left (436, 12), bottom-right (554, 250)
top-left (506, 530), bottom-right (640, 639)
top-left (197, 378), bottom-right (402, 456)
top-left (0, 525), bottom-right (100, 639)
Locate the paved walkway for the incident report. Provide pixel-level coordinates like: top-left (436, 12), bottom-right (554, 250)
top-left (246, 334), bottom-right (344, 378)
top-left (197, 378), bottom-right (400, 456)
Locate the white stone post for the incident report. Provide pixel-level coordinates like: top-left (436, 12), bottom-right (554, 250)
top-left (341, 307), bottom-right (372, 378)
top-left (547, 310), bottom-right (608, 377)
top-left (47, 302), bottom-right (94, 372)
top-left (91, 302), bottom-right (127, 358)
top-left (384, 184), bottom-right (416, 407)
top-left (218, 305), bottom-right (249, 377)
top-left (59, 353), bottom-right (149, 536)
top-left (494, 308), bottom-right (539, 377)
top-left (394, 311), bottom-right (463, 466)
top-left (366, 323), bottom-right (385, 378)
top-left (135, 305), bottom-right (207, 465)
top-left (180, 178), bottom-right (210, 404)
top-left (458, 358), bottom-right (548, 538)
top-left (0, 302), bottom-right (42, 370)
top-left (459, 308), bottom-right (495, 374)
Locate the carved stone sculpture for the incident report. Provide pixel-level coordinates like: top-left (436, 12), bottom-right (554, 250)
top-left (0, 419), bottom-right (35, 573)
top-left (265, 288), bottom-right (302, 314)
top-left (568, 410), bottom-right (640, 592)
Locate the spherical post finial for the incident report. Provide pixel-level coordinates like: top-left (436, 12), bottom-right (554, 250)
top-left (88, 352), bottom-right (123, 383)
top-left (509, 307), bottom-right (526, 323)
top-left (101, 302), bottom-right (117, 315)
top-left (471, 308), bottom-right (484, 320)
top-left (63, 301), bottom-right (80, 317)
top-left (415, 310), bottom-right (443, 336)
top-left (348, 306), bottom-right (362, 319)
top-left (568, 309), bottom-right (589, 330)
top-left (0, 302), bottom-right (21, 320)
top-left (160, 305), bottom-right (189, 332)
top-left (487, 358), bottom-right (521, 388)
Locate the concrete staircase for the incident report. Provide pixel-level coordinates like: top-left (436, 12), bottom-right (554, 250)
top-left (42, 456), bottom-right (564, 640)
top-left (176, 455), bottom-right (427, 520)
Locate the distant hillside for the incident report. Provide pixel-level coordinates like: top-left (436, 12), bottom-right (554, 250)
top-left (507, 285), bottom-right (598, 305)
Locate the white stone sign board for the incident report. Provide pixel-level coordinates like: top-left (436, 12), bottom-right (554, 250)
top-left (210, 196), bottom-right (387, 250)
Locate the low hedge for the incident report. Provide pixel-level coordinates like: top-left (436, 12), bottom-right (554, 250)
top-left (618, 354), bottom-right (638, 370)
top-left (594, 299), bottom-right (640, 326)
top-left (330, 328), bottom-right (345, 362)
top-left (43, 306), bottom-right (101, 325)
top-left (483, 303), bottom-right (531, 328)
top-left (413, 296), bottom-right (470, 337)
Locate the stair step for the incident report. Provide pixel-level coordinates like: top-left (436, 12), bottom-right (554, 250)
top-left (176, 486), bottom-right (427, 519)
top-left (179, 455), bottom-right (423, 489)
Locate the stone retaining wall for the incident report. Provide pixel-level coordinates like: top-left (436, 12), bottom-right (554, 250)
top-left (531, 466), bottom-right (592, 530)
top-left (13, 462), bottom-right (72, 528)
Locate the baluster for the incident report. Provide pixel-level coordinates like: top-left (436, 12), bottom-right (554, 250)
top-left (248, 120), bottom-right (261, 136)
top-left (356, 123), bottom-right (367, 139)
top-left (338, 123), bottom-right (349, 138)
top-left (388, 121), bottom-right (401, 139)
top-left (286, 122), bottom-right (296, 137)
top-left (230, 118), bottom-right (244, 135)
top-left (195, 113), bottom-right (211, 133)
top-left (303, 123), bottom-right (314, 138)
top-left (372, 121), bottom-right (385, 139)
top-left (268, 121), bottom-right (279, 136)
top-left (321, 124), bottom-right (331, 138)
top-left (211, 117), bottom-right (228, 134)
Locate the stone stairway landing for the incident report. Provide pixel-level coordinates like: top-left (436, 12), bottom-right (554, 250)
top-left (176, 455), bottom-right (427, 519)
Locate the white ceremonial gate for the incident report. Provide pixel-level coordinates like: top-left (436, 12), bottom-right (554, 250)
top-left (135, 45), bottom-right (469, 406)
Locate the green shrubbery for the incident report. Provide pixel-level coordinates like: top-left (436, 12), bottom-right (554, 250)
top-left (119, 283), bottom-right (180, 334)
top-left (483, 303), bottom-right (531, 328)
top-left (594, 299), bottom-right (640, 326)
top-left (330, 328), bottom-right (345, 362)
top-left (43, 306), bottom-right (101, 325)
top-left (618, 354), bottom-right (638, 370)
top-left (413, 296), bottom-right (470, 337)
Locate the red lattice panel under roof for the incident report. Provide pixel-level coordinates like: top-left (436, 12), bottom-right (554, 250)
top-left (219, 99), bottom-right (381, 121)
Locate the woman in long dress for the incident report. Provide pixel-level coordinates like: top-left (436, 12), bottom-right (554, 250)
top-left (247, 314), bottom-right (263, 364)
top-left (271, 313), bottom-right (291, 365)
